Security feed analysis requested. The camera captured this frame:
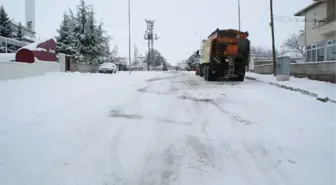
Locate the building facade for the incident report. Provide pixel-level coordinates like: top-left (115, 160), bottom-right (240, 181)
top-left (295, 0), bottom-right (335, 62)
top-left (11, 21), bottom-right (36, 43)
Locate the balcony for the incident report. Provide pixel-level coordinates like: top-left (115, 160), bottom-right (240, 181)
top-left (318, 19), bottom-right (336, 36)
top-left (319, 0), bottom-right (336, 36)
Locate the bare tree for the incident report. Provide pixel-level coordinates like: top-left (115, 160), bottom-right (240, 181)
top-left (250, 45), bottom-right (272, 57)
top-left (281, 33), bottom-right (304, 57)
top-left (133, 44), bottom-right (139, 65)
top-left (112, 45), bottom-right (118, 58)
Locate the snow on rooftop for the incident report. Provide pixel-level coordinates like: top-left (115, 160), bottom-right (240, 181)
top-left (281, 51), bottom-right (304, 59)
top-left (20, 38), bottom-right (56, 52)
top-left (99, 62), bottom-right (116, 69)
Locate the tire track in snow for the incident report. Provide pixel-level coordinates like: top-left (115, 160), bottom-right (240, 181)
top-left (130, 73), bottom-right (221, 184)
top-left (175, 73), bottom-right (291, 184)
top-left (206, 100), bottom-right (289, 184)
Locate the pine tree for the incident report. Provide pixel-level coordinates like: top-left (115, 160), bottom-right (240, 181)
top-left (16, 22), bottom-right (24, 41)
top-left (112, 45), bottom-right (118, 57)
top-left (94, 22), bottom-right (111, 63)
top-left (74, 0), bottom-right (89, 62)
top-left (144, 49), bottom-right (166, 67)
top-left (0, 5), bottom-right (14, 38)
top-left (82, 10), bottom-right (97, 62)
top-left (56, 12), bottom-right (77, 55)
top-left (55, 0), bottom-right (112, 63)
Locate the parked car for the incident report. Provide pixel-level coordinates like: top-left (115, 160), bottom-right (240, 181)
top-left (98, 62), bottom-right (117, 73)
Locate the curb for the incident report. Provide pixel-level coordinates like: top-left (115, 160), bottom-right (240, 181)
top-left (246, 76), bottom-right (335, 103)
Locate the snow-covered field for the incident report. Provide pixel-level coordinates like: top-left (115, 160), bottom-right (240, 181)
top-left (0, 71), bottom-right (335, 185)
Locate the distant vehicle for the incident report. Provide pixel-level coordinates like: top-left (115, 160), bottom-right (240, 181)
top-left (196, 28), bottom-right (250, 81)
top-left (98, 62), bottom-right (117, 73)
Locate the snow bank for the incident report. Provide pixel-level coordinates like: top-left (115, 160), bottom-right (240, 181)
top-left (246, 72), bottom-right (336, 101)
top-left (0, 53), bottom-right (16, 62)
top-left (0, 61), bottom-right (61, 81)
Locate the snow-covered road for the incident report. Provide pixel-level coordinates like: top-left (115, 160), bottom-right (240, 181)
top-left (0, 71), bottom-right (335, 185)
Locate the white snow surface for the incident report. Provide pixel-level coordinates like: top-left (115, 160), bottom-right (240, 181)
top-left (20, 38), bottom-right (56, 52)
top-left (246, 72), bottom-right (336, 100)
top-left (0, 71), bottom-right (335, 185)
top-left (0, 53), bottom-right (16, 62)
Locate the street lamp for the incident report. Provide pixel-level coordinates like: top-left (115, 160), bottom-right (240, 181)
top-left (128, 0), bottom-right (131, 73)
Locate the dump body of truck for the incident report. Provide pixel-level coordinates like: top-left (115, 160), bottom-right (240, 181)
top-left (197, 28), bottom-right (250, 81)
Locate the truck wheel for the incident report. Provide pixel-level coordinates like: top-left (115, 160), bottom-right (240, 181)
top-left (236, 74), bottom-right (245, 81)
top-left (200, 65), bottom-right (204, 77)
top-left (204, 65), bottom-right (208, 81)
top-left (207, 65), bottom-right (216, 81)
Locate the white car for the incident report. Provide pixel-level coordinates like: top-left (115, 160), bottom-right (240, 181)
top-left (98, 62), bottom-right (117, 73)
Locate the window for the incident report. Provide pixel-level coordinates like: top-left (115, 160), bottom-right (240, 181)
top-left (313, 13), bottom-right (318, 27)
top-left (317, 48), bottom-right (324, 61)
top-left (317, 41), bottom-right (325, 61)
top-left (306, 42), bottom-right (326, 62)
top-left (327, 39), bottom-right (336, 61)
top-left (307, 50), bottom-right (312, 62)
top-left (312, 47), bottom-right (317, 61)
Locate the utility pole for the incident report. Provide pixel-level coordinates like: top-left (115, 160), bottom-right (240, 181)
top-left (238, 0), bottom-right (241, 31)
top-left (303, 13), bottom-right (307, 62)
top-left (144, 19), bottom-right (159, 71)
top-left (270, 0), bottom-right (276, 76)
top-left (128, 0), bottom-right (131, 73)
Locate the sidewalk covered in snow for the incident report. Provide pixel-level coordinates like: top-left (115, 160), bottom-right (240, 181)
top-left (246, 72), bottom-right (336, 102)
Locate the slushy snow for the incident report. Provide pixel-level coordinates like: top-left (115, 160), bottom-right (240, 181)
top-left (0, 71), bottom-right (335, 185)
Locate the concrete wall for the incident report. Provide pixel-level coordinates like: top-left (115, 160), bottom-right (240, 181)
top-left (254, 61), bottom-right (336, 83)
top-left (254, 64), bottom-right (274, 74)
top-left (291, 61), bottom-right (336, 82)
top-left (0, 61), bottom-right (61, 81)
top-left (0, 53), bottom-right (66, 81)
top-left (69, 60), bottom-right (99, 73)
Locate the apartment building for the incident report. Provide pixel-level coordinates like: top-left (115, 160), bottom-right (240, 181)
top-left (294, 0), bottom-right (336, 62)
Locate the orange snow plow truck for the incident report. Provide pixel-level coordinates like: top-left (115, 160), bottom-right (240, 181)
top-left (196, 28), bottom-right (250, 81)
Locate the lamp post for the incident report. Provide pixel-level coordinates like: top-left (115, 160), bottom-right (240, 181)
top-left (128, 0), bottom-right (131, 73)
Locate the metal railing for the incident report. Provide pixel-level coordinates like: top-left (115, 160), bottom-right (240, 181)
top-left (0, 36), bottom-right (30, 53)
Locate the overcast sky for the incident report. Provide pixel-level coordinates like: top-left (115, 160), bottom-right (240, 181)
top-left (2, 0), bottom-right (311, 64)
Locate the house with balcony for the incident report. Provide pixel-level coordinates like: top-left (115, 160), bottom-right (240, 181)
top-left (294, 0), bottom-right (336, 62)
